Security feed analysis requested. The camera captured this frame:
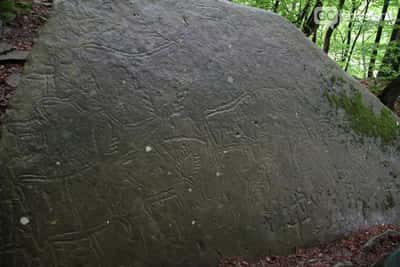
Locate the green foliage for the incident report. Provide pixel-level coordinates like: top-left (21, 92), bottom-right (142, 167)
top-left (370, 83), bottom-right (382, 95)
top-left (0, 0), bottom-right (16, 22)
top-left (0, 0), bottom-right (32, 23)
top-left (233, 0), bottom-right (400, 79)
top-left (327, 91), bottom-right (399, 143)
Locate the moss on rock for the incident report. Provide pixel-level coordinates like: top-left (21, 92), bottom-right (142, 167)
top-left (327, 92), bottom-right (400, 144)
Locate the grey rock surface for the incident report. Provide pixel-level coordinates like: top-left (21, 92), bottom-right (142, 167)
top-left (0, 42), bottom-right (14, 55)
top-left (382, 247), bottom-right (400, 267)
top-left (371, 256), bottom-right (387, 267)
top-left (0, 50), bottom-right (29, 63)
top-left (5, 73), bottom-right (21, 88)
top-left (1, 0), bottom-right (400, 266)
top-left (333, 262), bottom-right (354, 267)
top-left (363, 230), bottom-right (400, 251)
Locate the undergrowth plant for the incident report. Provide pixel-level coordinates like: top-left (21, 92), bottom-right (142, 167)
top-left (0, 0), bottom-right (32, 23)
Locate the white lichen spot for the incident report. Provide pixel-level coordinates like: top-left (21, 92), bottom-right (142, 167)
top-left (223, 150), bottom-right (228, 154)
top-left (227, 76), bottom-right (234, 84)
top-left (20, 216), bottom-right (30, 226)
top-left (145, 146), bottom-right (153, 152)
top-left (122, 80), bottom-right (126, 85)
top-left (216, 171), bottom-right (222, 177)
top-left (188, 188), bottom-right (193, 193)
top-left (397, 121), bottom-right (400, 126)
top-left (169, 223), bottom-right (172, 227)
top-left (191, 220), bottom-right (196, 225)
top-left (228, 44), bottom-right (232, 49)
top-left (56, 161), bottom-right (61, 166)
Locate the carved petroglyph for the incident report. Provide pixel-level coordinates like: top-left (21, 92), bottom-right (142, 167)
top-left (1, 0), bottom-right (400, 267)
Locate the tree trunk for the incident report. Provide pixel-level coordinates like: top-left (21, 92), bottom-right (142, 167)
top-left (341, 1), bottom-right (358, 62)
top-left (272, 0), bottom-right (280, 13)
top-left (378, 7), bottom-right (400, 79)
top-left (323, 0), bottom-right (346, 53)
top-left (379, 75), bottom-right (400, 110)
top-left (345, 0), bottom-right (371, 71)
top-left (303, 0), bottom-right (322, 38)
top-left (297, 0), bottom-right (311, 27)
top-left (367, 0), bottom-right (390, 78)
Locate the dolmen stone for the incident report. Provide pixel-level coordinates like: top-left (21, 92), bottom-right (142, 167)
top-left (1, 0), bottom-right (400, 266)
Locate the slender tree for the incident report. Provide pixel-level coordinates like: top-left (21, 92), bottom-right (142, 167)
top-left (272, 0), bottom-right (280, 13)
top-left (233, 0), bottom-right (397, 78)
top-left (303, 0), bottom-right (323, 41)
top-left (297, 0), bottom-right (312, 27)
top-left (367, 0), bottom-right (390, 77)
top-left (378, 7), bottom-right (400, 79)
top-left (345, 0), bottom-right (371, 71)
top-left (341, 0), bottom-right (359, 62)
top-left (323, 0), bottom-right (346, 53)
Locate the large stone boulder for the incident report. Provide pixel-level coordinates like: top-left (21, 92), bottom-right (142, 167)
top-left (1, 0), bottom-right (400, 266)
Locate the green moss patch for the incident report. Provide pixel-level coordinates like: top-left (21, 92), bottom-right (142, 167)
top-left (327, 92), bottom-right (400, 144)
top-left (0, 0), bottom-right (32, 23)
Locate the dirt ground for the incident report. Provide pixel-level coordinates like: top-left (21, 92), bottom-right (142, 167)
top-left (0, 0), bottom-right (52, 121)
top-left (220, 224), bottom-right (400, 267)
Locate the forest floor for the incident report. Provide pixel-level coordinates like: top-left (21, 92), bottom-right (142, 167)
top-left (0, 0), bottom-right (52, 121)
top-left (220, 224), bottom-right (400, 267)
top-left (1, 2), bottom-right (400, 267)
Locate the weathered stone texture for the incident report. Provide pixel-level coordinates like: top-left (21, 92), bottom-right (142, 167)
top-left (1, 1), bottom-right (400, 266)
